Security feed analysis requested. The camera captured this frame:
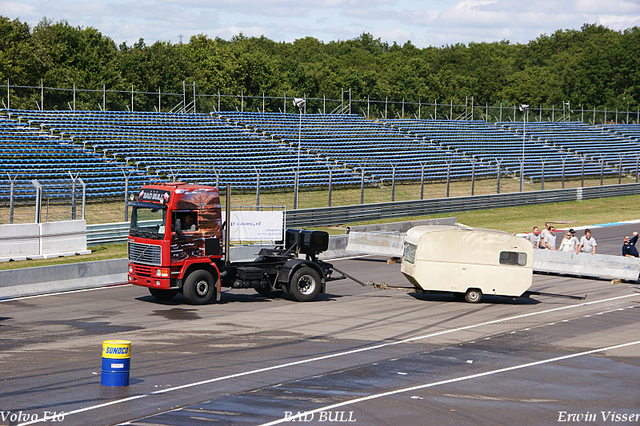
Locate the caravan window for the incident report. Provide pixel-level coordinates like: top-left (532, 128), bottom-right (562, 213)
top-left (499, 251), bottom-right (527, 266)
top-left (403, 243), bottom-right (417, 264)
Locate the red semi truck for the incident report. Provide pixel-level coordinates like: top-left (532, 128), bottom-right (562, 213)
top-left (127, 182), bottom-right (335, 304)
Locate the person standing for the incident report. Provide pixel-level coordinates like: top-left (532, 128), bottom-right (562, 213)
top-left (543, 226), bottom-right (557, 250)
top-left (540, 222), bottom-right (552, 250)
top-left (525, 226), bottom-right (541, 249)
top-left (577, 229), bottom-right (597, 254)
top-left (559, 232), bottom-right (577, 252)
top-left (622, 231), bottom-right (639, 257)
top-left (569, 228), bottom-right (580, 248)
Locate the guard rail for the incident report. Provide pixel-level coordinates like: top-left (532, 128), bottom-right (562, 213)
top-left (86, 183), bottom-right (640, 245)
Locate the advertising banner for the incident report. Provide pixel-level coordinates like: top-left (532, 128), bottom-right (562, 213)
top-left (225, 211), bottom-right (284, 242)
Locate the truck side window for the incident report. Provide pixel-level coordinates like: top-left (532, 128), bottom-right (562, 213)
top-left (499, 251), bottom-right (527, 266)
top-left (173, 212), bottom-right (198, 232)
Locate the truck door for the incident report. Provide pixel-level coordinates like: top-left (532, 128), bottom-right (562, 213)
top-left (171, 210), bottom-right (204, 261)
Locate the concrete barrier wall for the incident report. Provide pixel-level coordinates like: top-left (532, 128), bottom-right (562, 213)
top-left (0, 223), bottom-right (40, 257)
top-left (0, 259), bottom-right (128, 300)
top-left (40, 220), bottom-right (88, 256)
top-left (0, 220), bottom-right (89, 262)
top-left (533, 250), bottom-right (640, 280)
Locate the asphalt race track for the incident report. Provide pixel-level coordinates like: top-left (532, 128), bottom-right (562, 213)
top-left (1, 224), bottom-right (640, 426)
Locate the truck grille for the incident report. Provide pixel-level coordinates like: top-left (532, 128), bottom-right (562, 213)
top-left (128, 242), bottom-right (162, 266)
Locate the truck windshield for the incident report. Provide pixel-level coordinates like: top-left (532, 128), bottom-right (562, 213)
top-left (130, 206), bottom-right (167, 240)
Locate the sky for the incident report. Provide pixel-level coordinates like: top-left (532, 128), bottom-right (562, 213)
top-left (2, 0), bottom-right (640, 48)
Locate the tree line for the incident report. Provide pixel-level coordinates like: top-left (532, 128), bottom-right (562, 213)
top-left (1, 16), bottom-right (639, 117)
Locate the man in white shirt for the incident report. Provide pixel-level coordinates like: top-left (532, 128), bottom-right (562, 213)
top-left (543, 226), bottom-right (557, 250)
top-left (577, 228), bottom-right (597, 254)
top-left (540, 222), bottom-right (552, 250)
top-left (526, 226), bottom-right (541, 249)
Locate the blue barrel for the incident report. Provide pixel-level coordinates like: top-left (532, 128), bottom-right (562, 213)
top-left (101, 340), bottom-right (131, 387)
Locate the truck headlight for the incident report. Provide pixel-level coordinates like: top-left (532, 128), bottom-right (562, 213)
top-left (128, 265), bottom-right (133, 273)
top-left (156, 269), bottom-right (169, 278)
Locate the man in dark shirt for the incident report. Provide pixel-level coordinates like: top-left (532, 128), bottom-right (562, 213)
top-left (622, 232), bottom-right (639, 257)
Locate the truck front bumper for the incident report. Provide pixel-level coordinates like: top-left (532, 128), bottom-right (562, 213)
top-left (128, 263), bottom-right (173, 289)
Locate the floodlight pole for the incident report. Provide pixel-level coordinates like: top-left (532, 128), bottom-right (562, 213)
top-left (519, 104), bottom-right (529, 192)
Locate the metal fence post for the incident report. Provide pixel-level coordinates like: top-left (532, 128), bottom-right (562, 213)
top-left (495, 159), bottom-right (502, 194)
top-left (123, 170), bottom-right (133, 222)
top-left (618, 155), bottom-right (623, 184)
top-left (327, 167), bottom-right (333, 207)
top-left (79, 178), bottom-right (86, 220)
top-left (581, 156), bottom-right (585, 187)
top-left (390, 163), bottom-right (396, 202)
top-left (540, 159), bottom-right (545, 190)
top-left (385, 96), bottom-right (388, 119)
top-left (360, 166), bottom-right (365, 204)
top-left (293, 168), bottom-right (299, 210)
top-left (213, 168), bottom-right (220, 189)
top-left (420, 162), bottom-right (425, 200)
top-left (32, 179), bottom-right (42, 223)
top-left (8, 174), bottom-right (16, 224)
top-left (561, 157), bottom-right (566, 189)
top-left (445, 160), bottom-right (451, 198)
top-left (470, 158), bottom-right (476, 196)
top-left (254, 166), bottom-right (260, 207)
top-left (636, 156), bottom-right (639, 183)
top-left (600, 159), bottom-right (604, 186)
top-left (69, 171), bottom-right (79, 220)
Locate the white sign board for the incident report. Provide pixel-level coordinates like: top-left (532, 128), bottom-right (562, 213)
top-left (224, 211), bottom-right (284, 242)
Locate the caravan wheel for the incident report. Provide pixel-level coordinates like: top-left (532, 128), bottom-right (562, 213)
top-left (464, 288), bottom-right (482, 303)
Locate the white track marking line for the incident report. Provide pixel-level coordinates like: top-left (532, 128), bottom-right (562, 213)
top-left (17, 293), bottom-right (639, 425)
top-left (258, 340), bottom-right (640, 426)
top-left (0, 284), bottom-right (130, 302)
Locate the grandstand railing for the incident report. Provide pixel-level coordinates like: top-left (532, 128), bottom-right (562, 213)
top-left (86, 182), bottom-right (640, 244)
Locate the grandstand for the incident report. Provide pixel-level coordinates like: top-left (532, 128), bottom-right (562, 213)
top-left (380, 119), bottom-right (620, 180)
top-left (216, 111), bottom-right (496, 184)
top-left (1, 108), bottom-right (637, 205)
top-left (0, 113), bottom-right (152, 200)
top-left (498, 121), bottom-right (640, 175)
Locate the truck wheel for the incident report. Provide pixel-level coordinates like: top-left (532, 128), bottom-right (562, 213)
top-left (288, 267), bottom-right (322, 302)
top-left (183, 270), bottom-right (216, 305)
top-left (149, 288), bottom-right (178, 300)
top-left (464, 288), bottom-right (482, 303)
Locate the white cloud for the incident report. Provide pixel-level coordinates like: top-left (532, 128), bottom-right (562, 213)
top-left (3, 0), bottom-right (639, 47)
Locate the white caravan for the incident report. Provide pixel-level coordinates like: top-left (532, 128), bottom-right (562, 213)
top-left (401, 225), bottom-right (533, 303)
